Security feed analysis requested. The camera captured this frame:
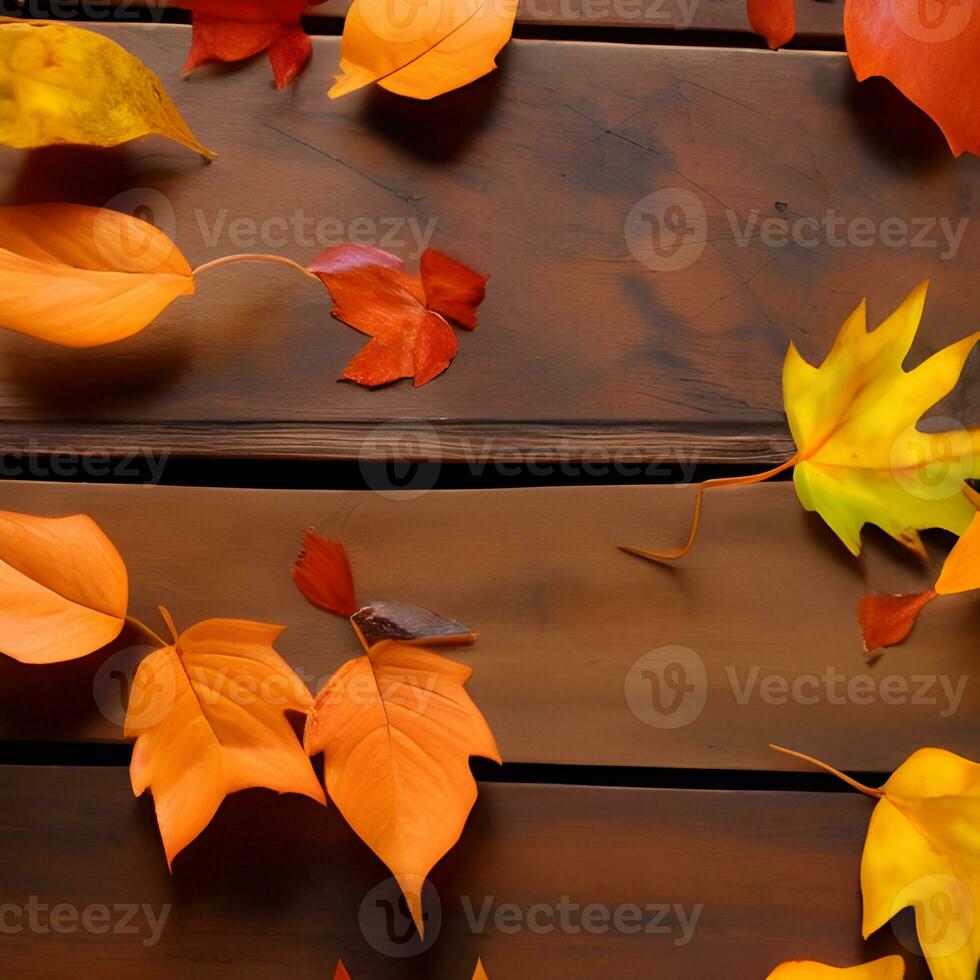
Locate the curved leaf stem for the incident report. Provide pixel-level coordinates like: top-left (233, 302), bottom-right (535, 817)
top-left (769, 744), bottom-right (883, 799)
top-left (124, 614), bottom-right (169, 650)
top-left (192, 253), bottom-right (320, 283)
top-left (619, 454), bottom-right (799, 562)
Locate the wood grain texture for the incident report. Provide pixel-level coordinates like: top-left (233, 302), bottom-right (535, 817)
top-left (0, 480), bottom-right (976, 772)
top-left (0, 767), bottom-right (931, 978)
top-left (0, 24), bottom-right (976, 464)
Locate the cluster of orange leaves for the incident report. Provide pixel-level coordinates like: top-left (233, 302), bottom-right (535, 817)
top-left (0, 511), bottom-right (499, 939)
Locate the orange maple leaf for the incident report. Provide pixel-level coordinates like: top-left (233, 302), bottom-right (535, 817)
top-left (126, 609), bottom-right (325, 865)
top-left (308, 244), bottom-right (488, 388)
top-left (0, 509), bottom-right (128, 664)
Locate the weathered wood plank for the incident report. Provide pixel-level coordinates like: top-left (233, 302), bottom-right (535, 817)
top-left (0, 25), bottom-right (975, 464)
top-left (0, 480), bottom-right (975, 773)
top-left (0, 767), bottom-right (930, 978)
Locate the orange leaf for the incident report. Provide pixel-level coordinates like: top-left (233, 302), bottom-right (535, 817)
top-left (747, 0), bottom-right (796, 49)
top-left (857, 590), bottom-right (937, 655)
top-left (304, 639), bottom-right (500, 934)
top-left (473, 959), bottom-right (490, 980)
top-left (176, 0), bottom-right (313, 88)
top-left (329, 0), bottom-right (518, 99)
top-left (292, 531), bottom-right (358, 617)
top-left (308, 244), bottom-right (488, 388)
top-left (0, 203), bottom-right (195, 347)
top-left (859, 487), bottom-right (980, 653)
top-left (334, 960), bottom-right (351, 980)
top-left (845, 0), bottom-right (980, 157)
top-left (0, 509), bottom-right (128, 664)
top-left (126, 610), bottom-right (325, 866)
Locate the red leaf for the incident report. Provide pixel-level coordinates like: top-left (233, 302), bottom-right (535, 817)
top-left (747, 0), bottom-right (796, 49)
top-left (308, 244), bottom-right (488, 388)
top-left (334, 961), bottom-right (351, 980)
top-left (177, 0), bottom-right (314, 88)
top-left (845, 0), bottom-right (980, 157)
top-left (858, 589), bottom-right (937, 655)
top-left (292, 531), bottom-right (358, 617)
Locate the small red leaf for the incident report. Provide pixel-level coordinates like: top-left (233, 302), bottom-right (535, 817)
top-left (292, 531), bottom-right (358, 617)
top-left (308, 244), bottom-right (487, 388)
top-left (177, 0), bottom-right (314, 87)
top-left (747, 0), bottom-right (796, 49)
top-left (334, 960), bottom-right (351, 980)
top-left (420, 250), bottom-right (488, 331)
top-left (858, 590), bottom-right (937, 655)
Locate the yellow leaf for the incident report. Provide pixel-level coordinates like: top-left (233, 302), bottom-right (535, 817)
top-left (126, 610), bottom-right (325, 866)
top-left (0, 21), bottom-right (214, 158)
top-left (330, 0), bottom-right (519, 100)
top-left (767, 957), bottom-right (904, 979)
top-left (935, 488), bottom-right (980, 596)
top-left (785, 281), bottom-right (979, 555)
top-left (0, 203), bottom-right (195, 347)
top-left (774, 745), bottom-right (980, 980)
top-left (0, 509), bottom-right (128, 664)
top-left (304, 639), bottom-right (501, 934)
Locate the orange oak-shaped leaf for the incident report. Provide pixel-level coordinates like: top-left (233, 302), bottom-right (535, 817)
top-left (0, 203), bottom-right (195, 347)
top-left (330, 0), bottom-right (518, 99)
top-left (767, 957), bottom-right (904, 979)
top-left (126, 610), bottom-right (325, 866)
top-left (304, 639), bottom-right (500, 934)
top-left (176, 0), bottom-right (314, 89)
top-left (334, 961), bottom-right (351, 980)
top-left (859, 487), bottom-right (980, 654)
top-left (0, 509), bottom-right (128, 664)
top-left (846, 0), bottom-right (980, 157)
top-left (308, 244), bottom-right (488, 387)
top-left (747, 0), bottom-right (796, 48)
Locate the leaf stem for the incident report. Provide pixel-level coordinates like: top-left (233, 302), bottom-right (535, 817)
top-left (124, 615), bottom-right (169, 650)
top-left (192, 253), bottom-right (320, 283)
top-left (619, 454), bottom-right (799, 562)
top-left (769, 744), bottom-right (883, 799)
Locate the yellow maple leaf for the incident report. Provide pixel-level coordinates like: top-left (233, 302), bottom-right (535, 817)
top-left (774, 745), bottom-right (980, 980)
top-left (767, 956), bottom-right (904, 979)
top-left (624, 282), bottom-right (978, 561)
top-left (785, 281), bottom-right (978, 555)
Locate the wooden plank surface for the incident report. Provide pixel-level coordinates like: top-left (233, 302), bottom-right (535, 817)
top-left (0, 24), bottom-right (976, 463)
top-left (1, 480), bottom-right (976, 773)
top-left (0, 767), bottom-right (931, 978)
